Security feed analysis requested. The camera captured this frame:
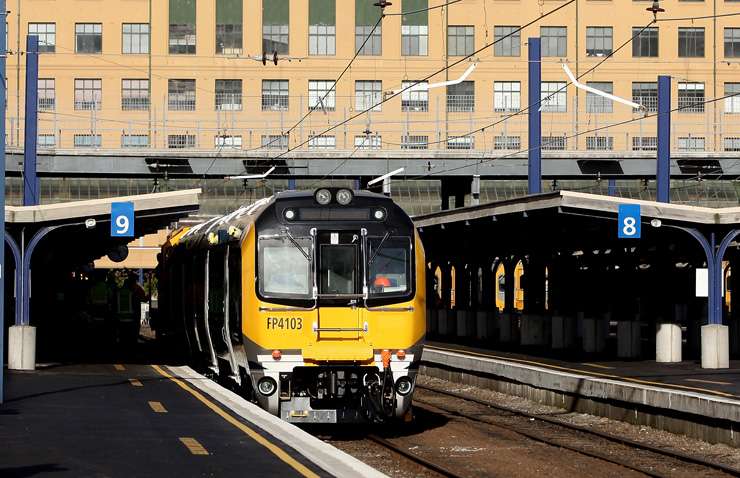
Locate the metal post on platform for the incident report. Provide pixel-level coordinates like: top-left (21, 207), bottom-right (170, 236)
top-left (607, 179), bottom-right (616, 196)
top-left (0, 0), bottom-right (7, 403)
top-left (23, 35), bottom-right (40, 206)
top-left (471, 175), bottom-right (480, 206)
top-left (657, 75), bottom-right (671, 203)
top-left (528, 38), bottom-right (542, 195)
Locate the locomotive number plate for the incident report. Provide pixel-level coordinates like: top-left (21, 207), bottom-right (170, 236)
top-left (267, 317), bottom-right (303, 330)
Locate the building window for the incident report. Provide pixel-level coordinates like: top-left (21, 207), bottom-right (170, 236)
top-left (586, 27), bottom-right (612, 57)
top-left (262, 80), bottom-right (289, 111)
top-left (309, 80), bottom-right (336, 111)
top-left (122, 134), bottom-right (149, 148)
top-left (494, 81), bottom-right (521, 112)
top-left (215, 135), bottom-right (242, 149)
top-left (541, 82), bottom-right (566, 112)
top-left (168, 134), bottom-right (196, 149)
top-left (448, 25), bottom-right (474, 56)
top-left (724, 137), bottom-right (740, 152)
top-left (678, 136), bottom-right (705, 151)
top-left (447, 136), bottom-right (474, 150)
top-left (494, 135), bottom-right (521, 150)
top-left (402, 135), bottom-right (429, 149)
top-left (401, 0), bottom-right (428, 56)
top-left (74, 134), bottom-right (102, 148)
top-left (263, 0), bottom-right (289, 54)
top-left (216, 0), bottom-right (242, 55)
top-left (261, 134), bottom-right (289, 149)
top-left (308, 135), bottom-right (336, 149)
top-left (355, 0), bottom-right (382, 55)
top-left (29, 23), bottom-right (55, 53)
top-left (678, 82), bottom-right (705, 112)
top-left (586, 136), bottom-right (614, 151)
top-left (122, 23), bottom-right (149, 54)
top-left (401, 81), bottom-right (428, 112)
top-left (542, 136), bottom-right (566, 150)
top-left (122, 79), bottom-right (150, 111)
top-left (309, 0), bottom-right (336, 56)
top-left (586, 82), bottom-right (613, 113)
top-left (75, 23), bottom-right (102, 53)
top-left (725, 28), bottom-right (740, 58)
top-left (633, 27), bottom-right (658, 57)
top-left (632, 82), bottom-right (658, 112)
top-left (632, 136), bottom-right (657, 151)
top-left (38, 79), bottom-right (55, 111)
top-left (169, 0), bottom-right (197, 54)
top-left (725, 83), bottom-right (740, 113)
top-left (354, 135), bottom-right (382, 149)
top-left (355, 80), bottom-right (382, 112)
top-left (215, 79), bottom-right (242, 111)
top-left (494, 25), bottom-right (520, 57)
top-left (38, 134), bottom-right (56, 148)
top-left (678, 27), bottom-right (704, 57)
top-left (168, 79), bottom-right (196, 111)
top-left (74, 79), bottom-right (102, 110)
top-left (447, 81), bottom-right (474, 112)
top-left (541, 26), bottom-right (566, 57)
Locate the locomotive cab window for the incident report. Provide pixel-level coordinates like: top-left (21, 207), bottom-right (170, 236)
top-left (318, 231), bottom-right (361, 295)
top-left (258, 236), bottom-right (312, 298)
top-left (320, 244), bottom-right (357, 294)
top-left (368, 236), bottom-right (411, 297)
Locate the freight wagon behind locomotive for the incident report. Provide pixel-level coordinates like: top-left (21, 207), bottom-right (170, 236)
top-left (157, 188), bottom-right (426, 423)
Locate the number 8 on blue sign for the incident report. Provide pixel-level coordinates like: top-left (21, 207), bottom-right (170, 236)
top-left (111, 202), bottom-right (135, 237)
top-left (617, 204), bottom-right (641, 239)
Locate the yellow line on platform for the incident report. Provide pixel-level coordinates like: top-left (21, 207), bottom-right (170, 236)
top-left (179, 437), bottom-right (209, 455)
top-left (129, 378), bottom-right (143, 387)
top-left (148, 401), bottom-right (168, 413)
top-left (151, 365), bottom-right (319, 478)
top-left (114, 364), bottom-right (126, 371)
top-left (581, 363), bottom-right (615, 370)
top-left (685, 378), bottom-right (733, 386)
top-left (426, 344), bottom-right (738, 399)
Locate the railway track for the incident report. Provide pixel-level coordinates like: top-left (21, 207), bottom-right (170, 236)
top-left (416, 383), bottom-right (740, 477)
top-left (366, 434), bottom-right (464, 478)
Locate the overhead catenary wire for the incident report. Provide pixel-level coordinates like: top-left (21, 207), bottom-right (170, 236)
top-left (380, 19), bottom-right (657, 147)
top-left (264, 0), bottom-right (577, 165)
top-left (399, 90), bottom-right (740, 182)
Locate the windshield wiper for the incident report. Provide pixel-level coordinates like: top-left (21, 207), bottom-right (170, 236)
top-left (282, 227), bottom-right (311, 261)
top-left (368, 230), bottom-right (392, 265)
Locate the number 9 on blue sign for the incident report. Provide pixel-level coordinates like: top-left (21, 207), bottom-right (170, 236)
top-left (111, 202), bottom-right (135, 237)
top-left (617, 204), bottom-right (641, 239)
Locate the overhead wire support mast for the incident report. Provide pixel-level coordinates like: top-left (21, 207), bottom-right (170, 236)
top-left (268, 0), bottom-right (577, 162)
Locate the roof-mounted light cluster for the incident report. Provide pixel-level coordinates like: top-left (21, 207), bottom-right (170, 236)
top-left (313, 188), bottom-right (354, 206)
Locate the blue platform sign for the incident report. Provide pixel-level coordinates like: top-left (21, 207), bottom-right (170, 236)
top-left (618, 204), bottom-right (641, 239)
top-left (111, 202), bottom-right (134, 237)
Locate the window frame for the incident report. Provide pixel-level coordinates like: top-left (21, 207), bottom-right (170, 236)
top-left (29, 23), bottom-right (56, 53)
top-left (122, 23), bottom-right (150, 54)
top-left (75, 23), bottom-right (102, 54)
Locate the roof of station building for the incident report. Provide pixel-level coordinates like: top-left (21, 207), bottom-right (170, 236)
top-left (413, 190), bottom-right (740, 227)
top-left (5, 189), bottom-right (201, 224)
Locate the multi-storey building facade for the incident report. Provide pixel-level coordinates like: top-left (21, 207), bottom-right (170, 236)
top-left (8, 0), bottom-right (740, 154)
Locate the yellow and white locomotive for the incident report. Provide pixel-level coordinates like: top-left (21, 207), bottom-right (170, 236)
top-left (157, 188), bottom-right (425, 423)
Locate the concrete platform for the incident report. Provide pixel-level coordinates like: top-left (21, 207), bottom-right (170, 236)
top-left (421, 342), bottom-right (740, 446)
top-left (0, 363), bottom-right (384, 477)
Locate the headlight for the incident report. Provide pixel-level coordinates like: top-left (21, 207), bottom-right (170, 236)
top-left (315, 188), bottom-right (332, 205)
top-left (335, 188), bottom-right (353, 205)
top-left (395, 376), bottom-right (413, 396)
top-left (373, 208), bottom-right (386, 220)
top-left (257, 377), bottom-right (277, 396)
top-left (284, 209), bottom-right (296, 220)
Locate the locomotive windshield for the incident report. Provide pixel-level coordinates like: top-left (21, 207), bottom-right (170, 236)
top-left (367, 236), bottom-right (411, 297)
top-left (258, 236), bottom-right (312, 298)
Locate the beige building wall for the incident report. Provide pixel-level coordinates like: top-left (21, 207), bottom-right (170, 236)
top-left (94, 229), bottom-right (169, 269)
top-left (9, 0), bottom-right (740, 153)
